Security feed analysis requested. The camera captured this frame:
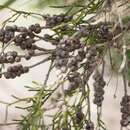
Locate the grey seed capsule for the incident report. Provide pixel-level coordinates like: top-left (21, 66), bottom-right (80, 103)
top-left (25, 53), bottom-right (31, 60)
top-left (94, 90), bottom-right (104, 97)
top-left (56, 16), bottom-right (63, 23)
top-left (4, 72), bottom-right (11, 79)
top-left (34, 24), bottom-right (41, 34)
top-left (12, 25), bottom-right (17, 31)
top-left (11, 73), bottom-right (17, 79)
top-left (15, 56), bottom-right (21, 62)
top-left (30, 45), bottom-right (36, 50)
top-left (5, 31), bottom-right (14, 39)
top-left (120, 119), bottom-right (129, 127)
top-left (6, 51), bottom-right (13, 56)
top-left (17, 70), bottom-right (22, 76)
top-left (23, 67), bottom-right (29, 73)
top-left (61, 58), bottom-right (68, 65)
top-left (17, 27), bottom-right (27, 32)
top-left (70, 65), bottom-right (78, 72)
top-left (44, 34), bottom-right (52, 40)
top-left (12, 51), bottom-right (17, 57)
top-left (0, 29), bottom-right (5, 36)
top-left (100, 81), bottom-right (106, 87)
top-left (76, 55), bottom-right (83, 62)
top-left (122, 114), bottom-right (128, 119)
top-left (76, 110), bottom-right (84, 123)
top-left (20, 43), bottom-right (26, 50)
top-left (46, 19), bottom-right (55, 27)
top-left (64, 15), bottom-right (72, 22)
top-left (29, 25), bottom-right (35, 31)
top-left (7, 66), bottom-right (13, 72)
top-left (15, 36), bottom-right (23, 43)
top-left (28, 50), bottom-right (35, 56)
top-left (6, 55), bottom-right (14, 63)
top-left (5, 26), bottom-right (13, 31)
top-left (121, 107), bottom-right (128, 113)
top-left (86, 121), bottom-right (94, 130)
top-left (69, 82), bottom-right (77, 90)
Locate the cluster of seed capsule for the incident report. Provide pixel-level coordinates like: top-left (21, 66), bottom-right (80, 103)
top-left (55, 38), bottom-right (86, 94)
top-left (14, 24), bottom-right (42, 50)
top-left (93, 71), bottom-right (106, 107)
top-left (44, 14), bottom-right (73, 27)
top-left (0, 23), bottom-right (48, 79)
top-left (0, 51), bottom-right (20, 63)
top-left (64, 72), bottom-right (81, 95)
top-left (0, 23), bottom-right (42, 50)
top-left (14, 35), bottom-right (35, 50)
top-left (120, 95), bottom-right (130, 127)
top-left (75, 107), bottom-right (84, 124)
top-left (55, 37), bottom-right (83, 71)
top-left (3, 64), bottom-right (29, 79)
top-left (83, 46), bottom-right (99, 84)
top-left (29, 23), bottom-right (42, 34)
top-left (68, 46), bottom-right (86, 72)
top-left (0, 26), bottom-right (15, 43)
top-left (55, 38), bottom-right (69, 70)
top-left (55, 37), bottom-right (100, 94)
top-left (0, 50), bottom-right (35, 65)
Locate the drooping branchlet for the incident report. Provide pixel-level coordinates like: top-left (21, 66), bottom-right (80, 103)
top-left (4, 64), bottom-right (29, 79)
top-left (93, 70), bottom-right (106, 107)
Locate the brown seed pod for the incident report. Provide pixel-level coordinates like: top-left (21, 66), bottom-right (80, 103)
top-left (76, 108), bottom-right (84, 123)
top-left (25, 53), bottom-right (31, 60)
top-left (15, 56), bottom-right (21, 62)
top-left (23, 67), bottom-right (29, 73)
top-left (86, 121), bottom-right (94, 130)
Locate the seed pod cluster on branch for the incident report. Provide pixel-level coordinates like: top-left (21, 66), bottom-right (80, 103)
top-left (65, 72), bottom-right (81, 94)
top-left (0, 51), bottom-right (18, 63)
top-left (0, 23), bottom-right (53, 79)
top-left (83, 47), bottom-right (99, 83)
top-left (93, 71), bottom-right (106, 107)
top-left (55, 37), bottom-right (84, 70)
top-left (120, 95), bottom-right (130, 127)
top-left (75, 107), bottom-right (84, 124)
top-left (0, 26), bottom-right (15, 43)
top-left (44, 14), bottom-right (73, 27)
top-left (4, 64), bottom-right (29, 79)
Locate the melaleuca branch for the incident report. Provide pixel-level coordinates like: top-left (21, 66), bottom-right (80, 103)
top-left (0, 0), bottom-right (130, 130)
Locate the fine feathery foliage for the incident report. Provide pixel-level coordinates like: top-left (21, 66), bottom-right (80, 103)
top-left (0, 0), bottom-right (130, 130)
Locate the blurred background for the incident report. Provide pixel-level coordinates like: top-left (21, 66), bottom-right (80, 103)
top-left (0, 0), bottom-right (127, 130)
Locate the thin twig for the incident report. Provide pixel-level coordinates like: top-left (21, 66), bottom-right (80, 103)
top-left (28, 56), bottom-right (51, 68)
top-left (0, 5), bottom-right (44, 18)
top-left (86, 83), bottom-right (91, 121)
top-left (43, 60), bottom-right (54, 86)
top-left (0, 122), bottom-right (19, 126)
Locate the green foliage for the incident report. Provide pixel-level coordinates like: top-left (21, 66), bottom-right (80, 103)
top-left (122, 16), bottom-right (130, 24)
